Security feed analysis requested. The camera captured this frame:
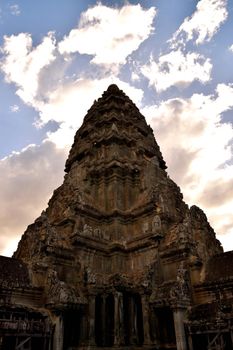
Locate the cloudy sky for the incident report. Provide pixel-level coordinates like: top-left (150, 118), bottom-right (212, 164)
top-left (0, 0), bottom-right (233, 256)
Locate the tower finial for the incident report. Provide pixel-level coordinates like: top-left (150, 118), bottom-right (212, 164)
top-left (107, 84), bottom-right (120, 93)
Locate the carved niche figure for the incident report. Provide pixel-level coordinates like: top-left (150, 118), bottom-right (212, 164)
top-left (152, 215), bottom-right (162, 234)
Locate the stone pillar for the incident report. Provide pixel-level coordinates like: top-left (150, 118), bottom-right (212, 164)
top-left (53, 315), bottom-right (64, 350)
top-left (102, 295), bottom-right (106, 346)
top-left (173, 308), bottom-right (187, 350)
top-left (0, 336), bottom-right (3, 350)
top-left (47, 336), bottom-right (52, 350)
top-left (141, 295), bottom-right (151, 345)
top-left (114, 291), bottom-right (124, 346)
top-left (188, 334), bottom-right (193, 350)
top-left (88, 296), bottom-right (96, 346)
top-left (129, 296), bottom-right (138, 345)
top-left (149, 307), bottom-right (158, 345)
top-left (79, 308), bottom-right (87, 346)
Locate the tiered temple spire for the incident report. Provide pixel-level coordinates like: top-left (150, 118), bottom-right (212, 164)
top-left (8, 85), bottom-right (228, 350)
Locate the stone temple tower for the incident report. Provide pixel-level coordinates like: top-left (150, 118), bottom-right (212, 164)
top-left (5, 84), bottom-right (232, 350)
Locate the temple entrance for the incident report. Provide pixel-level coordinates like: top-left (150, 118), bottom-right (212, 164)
top-left (150, 306), bottom-right (176, 349)
top-left (123, 292), bottom-right (144, 346)
top-left (95, 294), bottom-right (114, 347)
top-left (63, 310), bottom-right (83, 349)
top-left (94, 292), bottom-right (144, 347)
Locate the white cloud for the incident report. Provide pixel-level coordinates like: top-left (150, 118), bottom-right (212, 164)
top-left (0, 31), bottom-right (144, 147)
top-left (0, 32), bottom-right (56, 104)
top-left (143, 83), bottom-right (233, 247)
top-left (0, 141), bottom-right (67, 256)
top-left (141, 50), bottom-right (212, 92)
top-left (140, 0), bottom-right (227, 93)
top-left (131, 71), bottom-right (140, 82)
top-left (0, 13), bottom-right (144, 147)
top-left (10, 4), bottom-right (20, 16)
top-left (170, 0), bottom-right (228, 47)
top-left (59, 3), bottom-right (156, 69)
top-left (229, 44), bottom-right (233, 52)
top-left (10, 104), bottom-right (19, 112)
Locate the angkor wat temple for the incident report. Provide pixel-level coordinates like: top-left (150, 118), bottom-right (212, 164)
top-left (0, 84), bottom-right (233, 350)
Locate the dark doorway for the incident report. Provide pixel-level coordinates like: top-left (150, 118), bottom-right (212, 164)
top-left (152, 307), bottom-right (176, 347)
top-left (105, 294), bottom-right (114, 346)
top-left (63, 310), bottom-right (82, 349)
top-left (123, 292), bottom-right (144, 346)
top-left (95, 294), bottom-right (114, 347)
